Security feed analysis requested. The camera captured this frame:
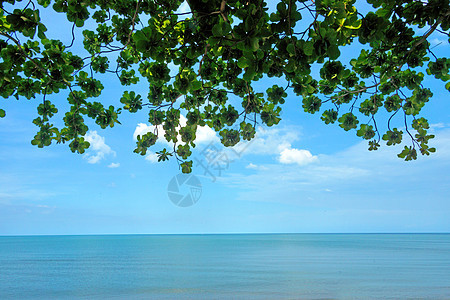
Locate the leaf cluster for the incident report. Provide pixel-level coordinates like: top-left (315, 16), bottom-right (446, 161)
top-left (1, 0), bottom-right (449, 172)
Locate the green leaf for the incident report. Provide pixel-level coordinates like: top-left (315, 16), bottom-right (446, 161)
top-left (303, 41), bottom-right (314, 56)
top-left (285, 60), bottom-right (296, 73)
top-left (181, 161), bottom-right (193, 174)
top-left (357, 124), bottom-right (375, 140)
top-left (261, 104), bottom-right (281, 126)
top-left (243, 66), bottom-right (256, 81)
top-left (212, 23), bottom-right (222, 37)
top-left (375, 8), bottom-right (392, 18)
top-left (120, 91), bottom-right (142, 113)
top-left (287, 43), bottom-right (295, 55)
top-left (177, 144), bottom-right (192, 160)
top-left (344, 19), bottom-right (362, 30)
top-left (382, 128), bottom-right (403, 146)
top-left (250, 37), bottom-right (259, 52)
top-left (237, 57), bottom-right (249, 69)
top-left (368, 140), bottom-right (380, 151)
top-left (1, 0), bottom-right (444, 171)
top-left (302, 96), bottom-right (322, 114)
top-left (398, 146), bottom-right (417, 161)
top-left (134, 132), bottom-right (158, 155)
top-left (327, 45), bottom-right (340, 60)
top-left (219, 129), bottom-right (240, 147)
top-left (37, 0), bottom-right (51, 7)
top-left (321, 109), bottom-right (338, 124)
top-left (338, 113), bottom-right (359, 131)
top-left (240, 122), bottom-right (256, 141)
top-left (191, 80), bottom-right (202, 91)
top-left (156, 148), bottom-right (172, 162)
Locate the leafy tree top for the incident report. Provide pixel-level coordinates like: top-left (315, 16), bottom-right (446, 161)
top-left (1, 0), bottom-right (449, 172)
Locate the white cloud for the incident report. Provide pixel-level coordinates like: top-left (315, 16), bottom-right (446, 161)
top-left (108, 162), bottom-right (120, 168)
top-left (229, 126), bottom-right (317, 167)
top-left (133, 115), bottom-right (218, 146)
top-left (196, 123), bottom-right (220, 144)
top-left (133, 123), bottom-right (152, 140)
top-left (145, 152), bottom-right (159, 163)
top-left (218, 129), bottom-right (450, 205)
top-left (232, 126), bottom-right (300, 156)
top-left (278, 148), bottom-right (318, 166)
top-left (430, 123), bottom-right (448, 130)
top-left (134, 122), bottom-right (307, 168)
top-left (83, 131), bottom-right (115, 164)
top-left (245, 163), bottom-right (268, 171)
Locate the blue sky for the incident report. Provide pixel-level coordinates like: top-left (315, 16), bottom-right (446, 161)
top-left (0, 1), bottom-right (449, 235)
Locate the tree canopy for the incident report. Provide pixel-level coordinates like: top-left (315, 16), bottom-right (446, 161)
top-left (1, 0), bottom-right (449, 173)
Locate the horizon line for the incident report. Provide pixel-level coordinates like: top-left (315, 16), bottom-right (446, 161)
top-left (1, 232), bottom-right (449, 237)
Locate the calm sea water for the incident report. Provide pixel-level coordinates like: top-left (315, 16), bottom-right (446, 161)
top-left (0, 234), bottom-right (449, 299)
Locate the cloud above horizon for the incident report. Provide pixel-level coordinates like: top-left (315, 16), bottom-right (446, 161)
top-left (218, 128), bottom-right (450, 207)
top-left (278, 148), bottom-right (318, 166)
top-left (145, 151), bottom-right (159, 163)
top-left (83, 131), bottom-right (115, 164)
top-left (229, 126), bottom-right (318, 167)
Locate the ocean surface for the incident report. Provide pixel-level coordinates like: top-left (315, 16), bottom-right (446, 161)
top-left (0, 234), bottom-right (449, 299)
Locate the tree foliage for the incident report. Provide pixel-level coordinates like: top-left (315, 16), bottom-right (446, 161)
top-left (1, 0), bottom-right (449, 172)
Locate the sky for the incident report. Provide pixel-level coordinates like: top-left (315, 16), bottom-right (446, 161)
top-left (0, 1), bottom-right (449, 235)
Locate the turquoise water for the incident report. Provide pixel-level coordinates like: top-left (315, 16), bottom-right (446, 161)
top-left (0, 234), bottom-right (449, 299)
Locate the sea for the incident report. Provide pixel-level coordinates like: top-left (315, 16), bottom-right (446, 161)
top-left (0, 234), bottom-right (449, 299)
